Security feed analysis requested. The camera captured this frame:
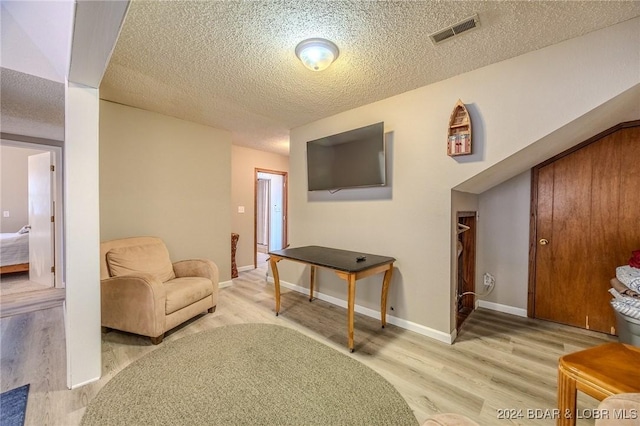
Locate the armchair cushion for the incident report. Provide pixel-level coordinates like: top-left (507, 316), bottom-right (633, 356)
top-left (107, 242), bottom-right (176, 282)
top-left (164, 277), bottom-right (214, 314)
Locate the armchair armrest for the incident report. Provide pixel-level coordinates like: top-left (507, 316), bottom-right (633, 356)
top-left (173, 259), bottom-right (219, 286)
top-left (596, 394), bottom-right (640, 426)
top-left (100, 272), bottom-right (166, 338)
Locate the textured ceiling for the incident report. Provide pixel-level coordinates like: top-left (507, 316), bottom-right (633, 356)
top-left (5, 0), bottom-right (640, 155)
top-left (0, 67), bottom-right (65, 140)
top-left (99, 1), bottom-right (639, 156)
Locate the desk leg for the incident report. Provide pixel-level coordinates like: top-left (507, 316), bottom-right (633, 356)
top-left (309, 265), bottom-right (316, 302)
top-left (270, 257), bottom-right (281, 316)
top-left (347, 273), bottom-right (356, 352)
top-left (557, 366), bottom-right (577, 426)
top-left (380, 264), bottom-right (393, 328)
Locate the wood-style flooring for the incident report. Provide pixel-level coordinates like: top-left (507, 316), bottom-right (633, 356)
top-left (0, 265), bottom-right (616, 425)
top-left (0, 272), bottom-right (49, 296)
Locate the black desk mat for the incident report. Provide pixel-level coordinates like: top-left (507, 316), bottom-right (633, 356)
top-left (269, 245), bottom-right (394, 273)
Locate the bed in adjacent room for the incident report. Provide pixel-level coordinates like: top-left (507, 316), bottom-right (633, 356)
top-left (0, 230), bottom-right (29, 274)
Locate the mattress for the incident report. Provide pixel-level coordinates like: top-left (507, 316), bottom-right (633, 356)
top-left (0, 232), bottom-right (29, 267)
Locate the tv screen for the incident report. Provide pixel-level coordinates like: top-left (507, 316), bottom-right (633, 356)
top-left (307, 122), bottom-right (385, 192)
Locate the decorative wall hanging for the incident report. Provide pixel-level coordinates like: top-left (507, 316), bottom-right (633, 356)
top-left (447, 99), bottom-right (472, 156)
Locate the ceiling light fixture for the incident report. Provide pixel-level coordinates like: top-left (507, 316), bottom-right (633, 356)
top-left (295, 38), bottom-right (339, 72)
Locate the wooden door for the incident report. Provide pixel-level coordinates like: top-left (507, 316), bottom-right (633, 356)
top-left (530, 123), bottom-right (640, 334)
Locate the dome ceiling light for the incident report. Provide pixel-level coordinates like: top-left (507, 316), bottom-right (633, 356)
top-left (295, 38), bottom-right (339, 72)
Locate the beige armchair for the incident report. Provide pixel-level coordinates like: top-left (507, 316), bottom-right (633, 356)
top-left (100, 236), bottom-right (218, 344)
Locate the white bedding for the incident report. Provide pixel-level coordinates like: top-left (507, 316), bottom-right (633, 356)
top-left (617, 265), bottom-right (640, 292)
top-left (609, 288), bottom-right (640, 320)
top-left (0, 232), bottom-right (29, 267)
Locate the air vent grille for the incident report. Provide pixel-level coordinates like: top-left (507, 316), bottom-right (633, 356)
top-left (429, 14), bottom-right (480, 45)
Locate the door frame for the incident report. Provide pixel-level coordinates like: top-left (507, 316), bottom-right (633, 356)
top-left (1, 136), bottom-right (64, 288)
top-left (527, 120), bottom-right (640, 316)
top-left (254, 168), bottom-right (288, 268)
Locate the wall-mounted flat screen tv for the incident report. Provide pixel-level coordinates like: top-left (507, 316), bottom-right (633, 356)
top-left (307, 122), bottom-right (385, 192)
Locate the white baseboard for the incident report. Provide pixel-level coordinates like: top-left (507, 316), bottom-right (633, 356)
top-left (237, 265), bottom-right (254, 272)
top-left (219, 280), bottom-right (233, 288)
top-left (70, 376), bottom-right (100, 389)
top-left (478, 300), bottom-right (527, 318)
top-left (267, 277), bottom-right (455, 344)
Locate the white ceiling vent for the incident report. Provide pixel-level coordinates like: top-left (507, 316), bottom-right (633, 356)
top-left (429, 14), bottom-right (480, 45)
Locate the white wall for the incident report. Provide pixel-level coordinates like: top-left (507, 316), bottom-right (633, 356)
top-left (477, 170), bottom-right (531, 316)
top-left (283, 18), bottom-right (640, 341)
top-left (64, 83), bottom-right (101, 388)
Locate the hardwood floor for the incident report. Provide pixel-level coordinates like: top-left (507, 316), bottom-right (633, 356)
top-left (0, 265), bottom-right (616, 425)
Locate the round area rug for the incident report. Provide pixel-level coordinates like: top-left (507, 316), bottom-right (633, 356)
top-left (82, 323), bottom-right (418, 425)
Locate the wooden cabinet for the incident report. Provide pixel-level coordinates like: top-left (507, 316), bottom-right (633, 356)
top-left (447, 99), bottom-right (472, 156)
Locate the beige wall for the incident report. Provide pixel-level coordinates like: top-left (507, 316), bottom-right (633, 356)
top-left (0, 145), bottom-right (48, 232)
top-left (231, 145), bottom-right (289, 269)
top-left (99, 101), bottom-right (233, 281)
top-left (477, 170), bottom-right (531, 314)
top-left (283, 18), bottom-right (640, 340)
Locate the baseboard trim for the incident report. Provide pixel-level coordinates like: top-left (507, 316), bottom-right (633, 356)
top-left (267, 277), bottom-right (455, 344)
top-left (70, 375), bottom-right (100, 390)
top-left (478, 300), bottom-right (527, 318)
top-left (0, 288), bottom-right (66, 318)
top-left (219, 280), bottom-right (233, 288)
top-left (237, 265), bottom-right (254, 273)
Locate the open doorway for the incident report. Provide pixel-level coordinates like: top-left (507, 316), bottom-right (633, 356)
top-left (0, 140), bottom-right (63, 300)
top-left (254, 168), bottom-right (287, 268)
top-left (456, 211), bottom-right (477, 331)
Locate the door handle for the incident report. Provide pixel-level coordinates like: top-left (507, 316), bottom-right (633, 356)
top-left (539, 238), bottom-right (549, 245)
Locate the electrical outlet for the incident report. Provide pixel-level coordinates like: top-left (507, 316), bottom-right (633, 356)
top-left (2, 211), bottom-right (9, 218)
top-left (483, 273), bottom-right (495, 287)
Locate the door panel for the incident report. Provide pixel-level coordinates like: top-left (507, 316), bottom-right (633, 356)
top-left (618, 129), bottom-right (640, 259)
top-left (587, 135), bottom-right (621, 333)
top-left (536, 149), bottom-right (593, 328)
top-left (532, 125), bottom-right (640, 334)
top-left (533, 165), bottom-right (556, 321)
top-left (28, 152), bottom-right (54, 287)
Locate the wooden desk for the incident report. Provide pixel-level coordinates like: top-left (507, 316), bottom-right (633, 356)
top-left (557, 342), bottom-right (640, 425)
top-left (268, 246), bottom-right (395, 352)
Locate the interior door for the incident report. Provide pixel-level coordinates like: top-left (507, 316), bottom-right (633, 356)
top-left (254, 169), bottom-right (288, 267)
top-left (532, 125), bottom-right (640, 333)
top-left (257, 178), bottom-right (270, 249)
top-left (268, 174), bottom-right (284, 251)
top-left (28, 152), bottom-right (54, 287)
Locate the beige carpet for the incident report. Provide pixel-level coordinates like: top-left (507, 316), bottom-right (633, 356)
top-left (82, 323), bottom-right (418, 425)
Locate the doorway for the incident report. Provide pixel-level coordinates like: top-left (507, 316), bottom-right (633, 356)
top-left (0, 139), bottom-right (64, 301)
top-left (254, 169), bottom-right (288, 268)
top-left (456, 212), bottom-right (477, 330)
top-left (529, 122), bottom-right (640, 334)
